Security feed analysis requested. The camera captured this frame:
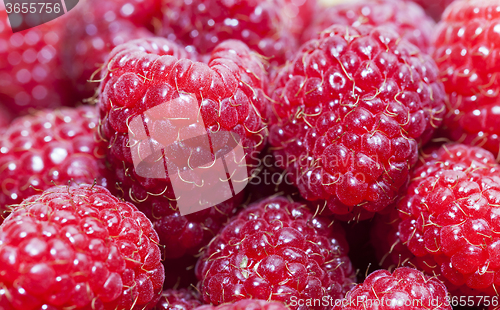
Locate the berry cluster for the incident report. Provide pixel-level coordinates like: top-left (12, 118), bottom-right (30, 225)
top-left (2, 0), bottom-right (500, 309)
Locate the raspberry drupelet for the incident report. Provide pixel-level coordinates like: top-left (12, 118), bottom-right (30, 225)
top-left (268, 25), bottom-right (445, 220)
top-left (160, 0), bottom-right (298, 65)
top-left (97, 37), bottom-right (269, 258)
top-left (303, 0), bottom-right (435, 53)
top-left (397, 143), bottom-right (500, 295)
top-left (195, 196), bottom-right (355, 309)
top-left (0, 106), bottom-right (111, 219)
top-left (334, 267), bottom-right (451, 310)
top-left (434, 0), bottom-right (500, 158)
top-left (0, 184), bottom-right (164, 310)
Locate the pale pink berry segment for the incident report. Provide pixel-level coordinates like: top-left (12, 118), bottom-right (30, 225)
top-left (434, 0), bottom-right (500, 158)
top-left (0, 184), bottom-right (164, 310)
top-left (196, 196), bottom-right (355, 309)
top-left (269, 25), bottom-right (445, 220)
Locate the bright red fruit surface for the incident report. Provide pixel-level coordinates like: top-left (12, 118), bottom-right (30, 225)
top-left (334, 267), bottom-right (451, 310)
top-left (98, 37), bottom-right (269, 259)
top-left (0, 106), bottom-right (111, 218)
top-left (303, 0), bottom-right (435, 53)
top-left (160, 0), bottom-right (298, 65)
top-left (268, 25), bottom-right (445, 220)
top-left (0, 184), bottom-right (164, 310)
top-left (397, 143), bottom-right (500, 295)
top-left (434, 0), bottom-right (500, 158)
top-left (194, 299), bottom-right (289, 310)
top-left (155, 289), bottom-right (201, 310)
top-left (195, 196), bottom-right (355, 309)
top-left (0, 7), bottom-right (68, 114)
top-left (63, 0), bottom-right (156, 102)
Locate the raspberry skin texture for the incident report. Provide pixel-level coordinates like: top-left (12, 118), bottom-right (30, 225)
top-left (397, 143), bottom-right (500, 295)
top-left (0, 7), bottom-right (68, 114)
top-left (268, 25), bottom-right (446, 219)
top-left (160, 0), bottom-right (298, 65)
top-left (433, 0), bottom-right (500, 158)
top-left (0, 184), bottom-right (164, 310)
top-left (303, 0), bottom-right (435, 53)
top-left (63, 5), bottom-right (154, 102)
top-left (195, 196), bottom-right (356, 309)
top-left (98, 37), bottom-right (269, 258)
top-left (0, 106), bottom-right (111, 216)
top-left (334, 267), bottom-right (451, 310)
top-left (155, 289), bottom-right (202, 310)
top-left (194, 299), bottom-right (289, 310)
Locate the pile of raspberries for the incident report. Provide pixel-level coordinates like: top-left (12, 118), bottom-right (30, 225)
top-left (3, 0), bottom-right (500, 309)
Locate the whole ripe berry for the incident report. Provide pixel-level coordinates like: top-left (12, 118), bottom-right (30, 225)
top-left (98, 37), bottom-right (269, 258)
top-left (0, 106), bottom-right (111, 218)
top-left (0, 6), bottom-right (68, 114)
top-left (303, 0), bottom-right (435, 53)
top-left (397, 143), bottom-right (500, 295)
top-left (268, 25), bottom-right (445, 220)
top-left (284, 0), bottom-right (318, 38)
top-left (160, 0), bottom-right (298, 65)
top-left (433, 0), bottom-right (500, 158)
top-left (334, 267), bottom-right (451, 310)
top-left (63, 0), bottom-right (155, 102)
top-left (0, 184), bottom-right (164, 310)
top-left (195, 196), bottom-right (355, 308)
top-left (194, 299), bottom-right (289, 310)
top-left (155, 289), bottom-right (201, 310)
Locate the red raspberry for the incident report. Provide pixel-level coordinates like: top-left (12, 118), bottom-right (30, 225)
top-left (63, 1), bottom-right (155, 102)
top-left (268, 25), bottom-right (445, 219)
top-left (160, 0), bottom-right (298, 65)
top-left (194, 300), bottom-right (289, 310)
top-left (155, 289), bottom-right (201, 310)
top-left (98, 37), bottom-right (269, 258)
top-left (0, 6), bottom-right (68, 114)
top-left (433, 0), bottom-right (500, 158)
top-left (407, 0), bottom-right (456, 20)
top-left (397, 143), bottom-right (500, 295)
top-left (303, 0), bottom-right (435, 53)
top-left (0, 184), bottom-right (164, 310)
top-left (334, 267), bottom-right (451, 310)
top-left (195, 196), bottom-right (355, 308)
top-left (0, 106), bottom-right (111, 218)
